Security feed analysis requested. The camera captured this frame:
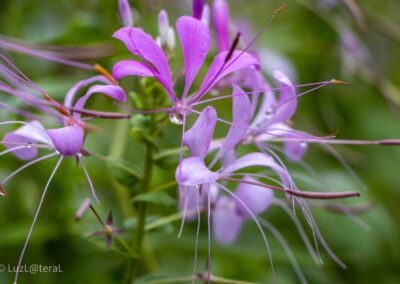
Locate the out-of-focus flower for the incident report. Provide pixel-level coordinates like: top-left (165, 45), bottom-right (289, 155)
top-left (156, 10), bottom-right (176, 52)
top-left (119, 0), bottom-right (134, 27)
top-left (192, 0), bottom-right (205, 20)
top-left (91, 211), bottom-right (124, 250)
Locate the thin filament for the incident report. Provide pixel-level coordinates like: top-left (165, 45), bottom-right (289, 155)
top-left (192, 190), bottom-right (201, 284)
top-left (13, 156), bottom-right (63, 284)
top-left (78, 156), bottom-right (100, 203)
top-left (217, 183), bottom-right (276, 281)
top-left (2, 152), bottom-right (58, 185)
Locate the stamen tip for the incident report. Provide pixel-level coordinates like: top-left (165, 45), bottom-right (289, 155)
top-left (379, 139), bottom-right (400, 146)
top-left (0, 183), bottom-right (7, 197)
top-left (273, 4), bottom-right (287, 15)
top-left (331, 79), bottom-right (351, 86)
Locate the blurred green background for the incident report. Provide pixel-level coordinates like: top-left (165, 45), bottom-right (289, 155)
top-left (0, 0), bottom-right (399, 283)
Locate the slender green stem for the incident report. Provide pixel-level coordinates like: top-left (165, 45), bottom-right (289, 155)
top-left (140, 274), bottom-right (259, 284)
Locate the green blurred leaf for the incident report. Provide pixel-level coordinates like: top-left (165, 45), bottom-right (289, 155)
top-left (133, 192), bottom-right (175, 207)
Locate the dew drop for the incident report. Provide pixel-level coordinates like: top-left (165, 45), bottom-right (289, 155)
top-left (26, 142), bottom-right (33, 149)
top-left (299, 141), bottom-right (307, 148)
top-left (169, 113), bottom-right (183, 125)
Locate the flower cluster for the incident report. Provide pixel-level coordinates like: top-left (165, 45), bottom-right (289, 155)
top-left (0, 0), bottom-right (399, 283)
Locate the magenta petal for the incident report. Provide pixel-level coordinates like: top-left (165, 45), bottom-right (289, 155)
top-left (212, 196), bottom-right (244, 245)
top-left (3, 121), bottom-right (53, 160)
top-left (47, 125), bottom-right (84, 156)
top-left (193, 0), bottom-right (205, 19)
top-left (284, 140), bottom-right (307, 161)
top-left (269, 71), bottom-right (297, 125)
top-left (220, 153), bottom-right (292, 188)
top-left (112, 60), bottom-right (155, 80)
top-left (212, 0), bottom-right (230, 51)
top-left (235, 176), bottom-right (274, 218)
top-left (176, 16), bottom-right (211, 98)
top-left (176, 157), bottom-right (219, 186)
top-left (192, 50), bottom-right (259, 102)
top-left (119, 0), bottom-right (133, 27)
top-left (113, 27), bottom-right (175, 100)
top-left (214, 85), bottom-right (251, 162)
top-left (183, 106), bottom-right (217, 158)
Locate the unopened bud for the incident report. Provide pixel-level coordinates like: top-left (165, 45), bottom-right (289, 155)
top-left (75, 198), bottom-right (91, 220)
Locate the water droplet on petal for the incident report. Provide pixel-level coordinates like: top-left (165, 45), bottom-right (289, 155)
top-left (299, 141), bottom-right (307, 148)
top-left (265, 108), bottom-right (275, 119)
top-left (26, 142), bottom-right (33, 149)
top-left (169, 113), bottom-right (183, 125)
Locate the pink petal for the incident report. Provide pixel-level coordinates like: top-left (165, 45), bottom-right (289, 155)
top-left (64, 76), bottom-right (110, 108)
top-left (112, 60), bottom-right (155, 80)
top-left (47, 125), bottom-right (84, 156)
top-left (73, 85), bottom-right (126, 119)
top-left (176, 157), bottom-right (219, 186)
top-left (235, 176), bottom-right (274, 218)
top-left (212, 196), bottom-right (244, 245)
top-left (119, 0), bottom-right (133, 27)
top-left (212, 0), bottom-right (230, 51)
top-left (113, 27), bottom-right (175, 101)
top-left (176, 16), bottom-right (211, 98)
top-left (183, 106), bottom-right (217, 158)
top-left (191, 50), bottom-right (259, 102)
top-left (213, 85), bottom-right (251, 162)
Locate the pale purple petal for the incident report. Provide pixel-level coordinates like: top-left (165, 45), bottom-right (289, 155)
top-left (119, 0), bottom-right (133, 27)
top-left (4, 121), bottom-right (53, 160)
top-left (212, 0), bottom-right (230, 52)
top-left (213, 85), bottom-right (251, 162)
top-left (113, 27), bottom-right (176, 101)
top-left (73, 85), bottom-right (126, 119)
top-left (284, 140), bottom-right (308, 161)
top-left (193, 0), bottom-right (205, 19)
top-left (220, 152), bottom-right (292, 187)
top-left (268, 71), bottom-right (297, 125)
top-left (235, 176), bottom-right (274, 218)
top-left (112, 60), bottom-right (155, 80)
top-left (47, 125), bottom-right (84, 156)
top-left (176, 16), bottom-right (211, 98)
top-left (176, 157), bottom-right (219, 186)
top-left (212, 196), bottom-right (244, 245)
top-left (191, 50), bottom-right (259, 103)
top-left (64, 76), bottom-right (110, 108)
top-left (183, 106), bottom-right (217, 158)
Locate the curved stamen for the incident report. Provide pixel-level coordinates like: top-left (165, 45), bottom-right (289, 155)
top-left (78, 156), bottom-right (100, 203)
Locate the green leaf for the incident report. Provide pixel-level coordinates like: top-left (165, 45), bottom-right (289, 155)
top-left (106, 155), bottom-right (142, 187)
top-left (133, 192), bottom-right (176, 207)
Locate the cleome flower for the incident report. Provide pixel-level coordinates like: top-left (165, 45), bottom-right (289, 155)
top-left (111, 14), bottom-right (259, 121)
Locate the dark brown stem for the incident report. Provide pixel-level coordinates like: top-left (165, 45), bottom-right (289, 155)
top-left (221, 177), bottom-right (361, 200)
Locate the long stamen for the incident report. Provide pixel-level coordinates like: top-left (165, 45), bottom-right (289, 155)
top-left (191, 81), bottom-right (334, 106)
top-left (2, 152), bottom-right (58, 185)
top-left (192, 191), bottom-right (201, 284)
top-left (0, 140), bottom-right (50, 149)
top-left (217, 183), bottom-right (276, 281)
top-left (259, 218), bottom-right (307, 284)
top-left (178, 189), bottom-right (190, 239)
top-left (206, 187), bottom-right (211, 284)
top-left (0, 37), bottom-right (95, 70)
top-left (221, 177), bottom-right (361, 200)
top-left (272, 199), bottom-right (320, 265)
top-left (13, 156), bottom-right (63, 284)
top-left (78, 156), bottom-right (100, 203)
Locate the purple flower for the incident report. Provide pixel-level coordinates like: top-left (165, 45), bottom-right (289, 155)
top-left (112, 15), bottom-right (258, 119)
top-left (91, 211), bottom-right (124, 250)
top-left (212, 0), bottom-right (230, 51)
